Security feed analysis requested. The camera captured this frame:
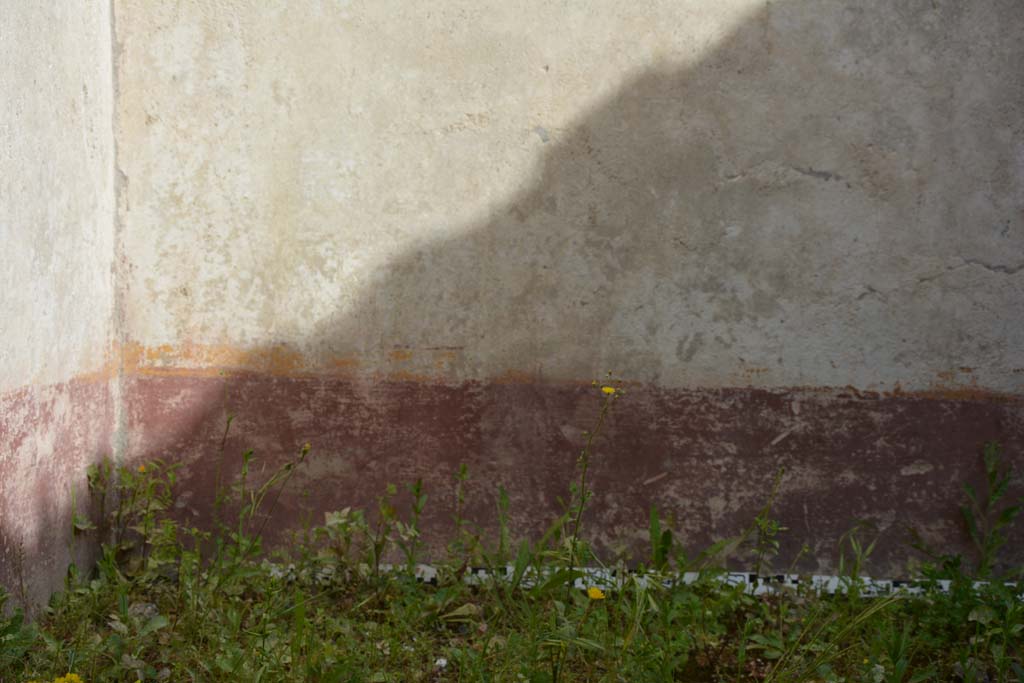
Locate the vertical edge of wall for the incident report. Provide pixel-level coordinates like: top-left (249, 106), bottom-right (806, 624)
top-left (110, 0), bottom-right (130, 472)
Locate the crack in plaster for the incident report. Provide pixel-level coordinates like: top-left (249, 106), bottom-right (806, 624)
top-left (790, 165), bottom-right (844, 182)
top-left (915, 257), bottom-right (1024, 287)
top-left (959, 257), bottom-right (1024, 276)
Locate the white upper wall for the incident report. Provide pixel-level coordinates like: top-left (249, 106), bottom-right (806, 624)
top-left (115, 0), bottom-right (1024, 392)
top-left (0, 1), bottom-right (115, 391)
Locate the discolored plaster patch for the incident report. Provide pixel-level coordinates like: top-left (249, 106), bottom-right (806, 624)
top-left (899, 460), bottom-right (934, 476)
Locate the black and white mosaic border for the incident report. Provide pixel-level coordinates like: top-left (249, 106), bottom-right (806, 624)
top-left (418, 565), bottom-right (1023, 598)
top-left (263, 561), bottom-right (1022, 598)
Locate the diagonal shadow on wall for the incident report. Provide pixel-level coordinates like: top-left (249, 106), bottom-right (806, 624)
top-left (6, 1), bottom-right (1023, 608)
top-left (121, 0), bottom-right (1024, 576)
top-left (118, 0), bottom-right (1022, 578)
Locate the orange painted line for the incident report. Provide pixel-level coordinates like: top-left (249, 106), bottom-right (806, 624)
top-left (31, 341), bottom-right (1015, 402)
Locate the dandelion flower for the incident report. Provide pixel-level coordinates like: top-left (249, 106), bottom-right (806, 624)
top-left (601, 386), bottom-right (616, 395)
top-left (137, 464), bottom-right (146, 473)
top-left (587, 586), bottom-right (606, 600)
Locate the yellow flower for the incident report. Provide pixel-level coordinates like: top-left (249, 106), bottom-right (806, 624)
top-left (587, 586), bottom-right (606, 600)
top-left (601, 386), bottom-right (616, 395)
top-left (137, 464), bottom-right (146, 473)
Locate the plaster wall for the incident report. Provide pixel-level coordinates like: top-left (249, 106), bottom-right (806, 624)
top-left (0, 1), bottom-right (115, 607)
top-left (110, 0), bottom-right (1024, 573)
top-left (117, 0), bottom-right (1024, 392)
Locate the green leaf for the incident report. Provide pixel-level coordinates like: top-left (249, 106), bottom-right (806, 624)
top-left (571, 636), bottom-right (605, 652)
top-left (531, 569), bottom-right (583, 598)
top-left (748, 633), bottom-right (784, 658)
top-left (908, 668), bottom-right (936, 683)
top-left (996, 505), bottom-right (1021, 527)
top-left (510, 540), bottom-right (532, 591)
top-left (121, 653), bottom-right (146, 670)
top-left (72, 514), bottom-right (96, 533)
top-left (968, 605), bottom-right (995, 625)
top-left (140, 614), bottom-right (169, 636)
top-left (649, 507), bottom-right (661, 551)
top-left (961, 506), bottom-right (981, 545)
top-left (440, 603), bottom-right (481, 623)
top-left (963, 484), bottom-right (979, 507)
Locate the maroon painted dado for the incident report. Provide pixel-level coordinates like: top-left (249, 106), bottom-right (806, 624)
top-left (4, 368), bottom-right (1020, 603)
top-left (122, 372), bottom-right (1024, 577)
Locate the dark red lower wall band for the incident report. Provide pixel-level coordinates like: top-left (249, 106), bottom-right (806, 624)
top-left (123, 374), bottom-right (1024, 577)
top-left (0, 379), bottom-right (112, 609)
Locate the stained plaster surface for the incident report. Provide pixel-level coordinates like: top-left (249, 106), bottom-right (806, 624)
top-left (116, 0), bottom-right (1024, 394)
